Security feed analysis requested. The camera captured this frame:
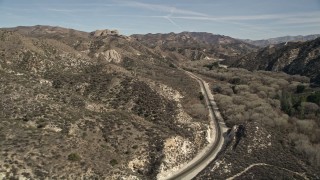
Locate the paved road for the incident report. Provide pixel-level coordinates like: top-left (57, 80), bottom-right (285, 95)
top-left (163, 70), bottom-right (228, 180)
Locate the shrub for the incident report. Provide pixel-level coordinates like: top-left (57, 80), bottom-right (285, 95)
top-left (198, 92), bottom-right (204, 101)
top-left (307, 92), bottom-right (320, 105)
top-left (233, 85), bottom-right (250, 94)
top-left (52, 79), bottom-right (62, 89)
top-left (212, 85), bottom-right (222, 93)
top-left (36, 119), bottom-right (47, 129)
top-left (70, 96), bottom-right (85, 107)
top-left (188, 103), bottom-right (207, 119)
top-left (302, 102), bottom-right (319, 115)
top-left (280, 91), bottom-right (293, 115)
top-left (110, 159), bottom-right (118, 166)
top-left (203, 62), bottom-right (219, 70)
top-left (68, 153), bottom-right (81, 161)
top-left (37, 123), bottom-right (46, 129)
top-left (296, 119), bottom-right (317, 135)
top-left (296, 84), bottom-right (305, 93)
top-left (169, 63), bottom-right (176, 68)
top-left (289, 133), bottom-right (320, 167)
top-left (229, 77), bottom-right (241, 85)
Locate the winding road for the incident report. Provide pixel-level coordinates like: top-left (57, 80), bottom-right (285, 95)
top-left (163, 70), bottom-right (228, 180)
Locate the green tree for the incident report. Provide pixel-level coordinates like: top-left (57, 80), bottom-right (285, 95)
top-left (307, 92), bottom-right (320, 105)
top-left (229, 77), bottom-right (241, 85)
top-left (280, 91), bottom-right (293, 115)
top-left (296, 84), bottom-right (305, 93)
top-left (198, 92), bottom-right (204, 101)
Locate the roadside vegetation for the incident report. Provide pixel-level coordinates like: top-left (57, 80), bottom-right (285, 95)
top-left (186, 65), bottom-right (320, 174)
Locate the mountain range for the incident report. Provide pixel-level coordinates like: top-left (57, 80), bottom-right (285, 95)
top-left (242, 34), bottom-right (320, 47)
top-left (0, 25), bottom-right (319, 179)
top-left (132, 32), bottom-right (257, 61)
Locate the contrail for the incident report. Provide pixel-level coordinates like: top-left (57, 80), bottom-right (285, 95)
top-left (164, 16), bottom-right (181, 29)
top-left (164, 8), bottom-right (182, 29)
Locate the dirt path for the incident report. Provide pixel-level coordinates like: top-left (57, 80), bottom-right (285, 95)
top-left (226, 163), bottom-right (309, 180)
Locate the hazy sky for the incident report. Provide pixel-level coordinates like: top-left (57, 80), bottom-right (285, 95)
top-left (1, 0), bottom-right (320, 39)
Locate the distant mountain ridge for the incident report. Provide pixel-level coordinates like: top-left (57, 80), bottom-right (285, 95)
top-left (242, 34), bottom-right (320, 47)
top-left (132, 32), bottom-right (257, 61)
top-left (232, 37), bottom-right (320, 85)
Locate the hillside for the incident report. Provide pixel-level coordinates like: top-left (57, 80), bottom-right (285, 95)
top-left (242, 34), bottom-right (320, 47)
top-left (232, 38), bottom-right (320, 85)
top-left (132, 32), bottom-right (257, 62)
top-left (0, 26), bottom-right (210, 179)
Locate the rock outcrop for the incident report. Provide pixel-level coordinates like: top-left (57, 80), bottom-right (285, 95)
top-left (91, 29), bottom-right (119, 37)
top-left (95, 49), bottom-right (121, 63)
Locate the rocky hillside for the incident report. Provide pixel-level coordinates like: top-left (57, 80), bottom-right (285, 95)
top-left (132, 32), bottom-right (257, 62)
top-left (0, 26), bottom-right (210, 179)
top-left (242, 34), bottom-right (320, 47)
top-left (232, 38), bottom-right (320, 85)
